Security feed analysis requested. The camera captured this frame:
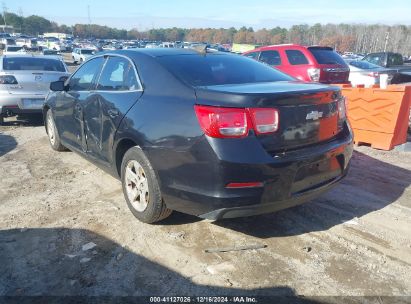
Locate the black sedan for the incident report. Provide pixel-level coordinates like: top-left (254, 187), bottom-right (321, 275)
top-left (44, 49), bottom-right (353, 223)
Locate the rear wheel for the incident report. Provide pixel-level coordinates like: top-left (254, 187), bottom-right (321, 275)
top-left (46, 109), bottom-right (66, 151)
top-left (121, 147), bottom-right (172, 223)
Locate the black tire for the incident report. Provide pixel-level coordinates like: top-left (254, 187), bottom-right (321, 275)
top-left (46, 109), bottom-right (66, 151)
top-left (121, 147), bottom-right (172, 224)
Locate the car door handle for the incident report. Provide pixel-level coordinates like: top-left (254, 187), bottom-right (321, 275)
top-left (107, 109), bottom-right (120, 118)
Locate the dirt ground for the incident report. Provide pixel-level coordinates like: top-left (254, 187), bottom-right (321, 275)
top-left (0, 117), bottom-right (410, 299)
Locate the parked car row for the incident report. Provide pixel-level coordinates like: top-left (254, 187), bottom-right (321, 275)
top-left (243, 44), bottom-right (411, 87)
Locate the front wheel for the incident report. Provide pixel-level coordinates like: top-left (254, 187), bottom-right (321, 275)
top-left (121, 147), bottom-right (172, 223)
top-left (46, 109), bottom-right (66, 151)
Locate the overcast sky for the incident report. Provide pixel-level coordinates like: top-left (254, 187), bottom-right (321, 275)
top-left (6, 0), bottom-right (411, 30)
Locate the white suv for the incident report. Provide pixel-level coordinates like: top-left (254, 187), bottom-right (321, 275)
top-left (71, 48), bottom-right (95, 64)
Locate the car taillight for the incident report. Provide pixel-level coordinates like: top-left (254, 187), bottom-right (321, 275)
top-left (0, 75), bottom-right (18, 84)
top-left (338, 96), bottom-right (346, 120)
top-left (194, 105), bottom-right (279, 138)
top-left (368, 72), bottom-right (379, 78)
top-left (307, 68), bottom-right (320, 82)
top-left (194, 105), bottom-right (248, 138)
top-left (249, 108), bottom-right (279, 134)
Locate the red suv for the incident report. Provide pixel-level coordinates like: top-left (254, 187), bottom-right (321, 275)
top-left (243, 44), bottom-right (350, 84)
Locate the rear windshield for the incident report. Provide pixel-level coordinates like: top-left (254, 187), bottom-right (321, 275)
top-left (3, 57), bottom-right (66, 72)
top-left (309, 48), bottom-right (346, 65)
top-left (349, 60), bottom-right (381, 70)
top-left (6, 46), bottom-right (23, 52)
top-left (157, 53), bottom-right (294, 86)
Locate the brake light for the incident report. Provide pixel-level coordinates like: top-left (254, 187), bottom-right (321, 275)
top-left (0, 75), bottom-right (18, 84)
top-left (194, 105), bottom-right (279, 138)
top-left (194, 105), bottom-right (248, 138)
top-left (307, 68), bottom-right (320, 82)
top-left (249, 108), bottom-right (279, 134)
top-left (368, 72), bottom-right (379, 78)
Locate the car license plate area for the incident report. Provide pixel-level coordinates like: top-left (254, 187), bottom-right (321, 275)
top-left (291, 157), bottom-right (342, 194)
top-left (22, 98), bottom-right (44, 109)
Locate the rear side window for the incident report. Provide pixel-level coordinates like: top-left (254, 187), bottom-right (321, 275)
top-left (244, 52), bottom-right (259, 60)
top-left (309, 48), bottom-right (346, 65)
top-left (3, 57), bottom-right (66, 72)
top-left (259, 50), bottom-right (281, 66)
top-left (97, 56), bottom-right (140, 91)
top-left (157, 54), bottom-right (294, 86)
top-left (285, 50), bottom-right (309, 65)
top-left (388, 54), bottom-right (403, 66)
top-left (69, 57), bottom-right (105, 91)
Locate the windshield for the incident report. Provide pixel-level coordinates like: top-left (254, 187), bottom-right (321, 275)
top-left (309, 48), bottom-right (346, 65)
top-left (349, 60), bottom-right (381, 70)
top-left (157, 53), bottom-right (294, 86)
top-left (3, 57), bottom-right (66, 72)
top-left (81, 50), bottom-right (94, 55)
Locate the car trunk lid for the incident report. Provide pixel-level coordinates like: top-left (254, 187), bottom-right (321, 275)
top-left (3, 70), bottom-right (68, 95)
top-left (195, 81), bottom-right (341, 152)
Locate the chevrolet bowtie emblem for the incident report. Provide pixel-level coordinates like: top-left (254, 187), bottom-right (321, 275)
top-left (306, 111), bottom-right (323, 120)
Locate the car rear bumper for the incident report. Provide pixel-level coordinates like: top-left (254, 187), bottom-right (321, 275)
top-left (199, 173), bottom-right (346, 220)
top-left (158, 122), bottom-right (353, 220)
top-left (0, 94), bottom-right (46, 116)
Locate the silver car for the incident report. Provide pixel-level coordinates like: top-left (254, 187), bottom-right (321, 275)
top-left (0, 54), bottom-right (69, 124)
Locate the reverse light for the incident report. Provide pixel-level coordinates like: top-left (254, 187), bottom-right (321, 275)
top-left (194, 105), bottom-right (279, 138)
top-left (307, 68), bottom-right (320, 82)
top-left (0, 75), bottom-right (18, 84)
top-left (338, 97), bottom-right (347, 120)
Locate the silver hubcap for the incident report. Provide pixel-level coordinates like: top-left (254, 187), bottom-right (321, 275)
top-left (125, 160), bottom-right (149, 212)
top-left (47, 115), bottom-right (56, 145)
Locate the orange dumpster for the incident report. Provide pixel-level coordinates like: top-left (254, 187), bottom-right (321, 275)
top-left (337, 84), bottom-right (411, 150)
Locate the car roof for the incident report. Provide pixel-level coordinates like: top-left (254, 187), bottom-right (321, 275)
top-left (104, 48), bottom-right (210, 58)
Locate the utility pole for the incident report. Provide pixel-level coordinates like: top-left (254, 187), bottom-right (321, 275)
top-left (87, 5), bottom-right (91, 39)
top-left (384, 31), bottom-right (389, 52)
top-left (2, 2), bottom-right (7, 29)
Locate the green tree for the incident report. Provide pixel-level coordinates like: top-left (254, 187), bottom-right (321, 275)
top-left (22, 15), bottom-right (52, 35)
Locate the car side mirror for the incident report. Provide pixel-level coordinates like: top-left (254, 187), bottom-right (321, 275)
top-left (59, 76), bottom-right (69, 82)
top-left (50, 80), bottom-right (66, 92)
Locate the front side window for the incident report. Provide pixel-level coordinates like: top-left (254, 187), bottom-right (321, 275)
top-left (244, 52), bottom-right (259, 60)
top-left (69, 57), bottom-right (104, 91)
top-left (286, 50), bottom-right (309, 65)
top-left (97, 56), bottom-right (140, 91)
top-left (259, 50), bottom-right (281, 66)
top-left (363, 54), bottom-right (383, 66)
